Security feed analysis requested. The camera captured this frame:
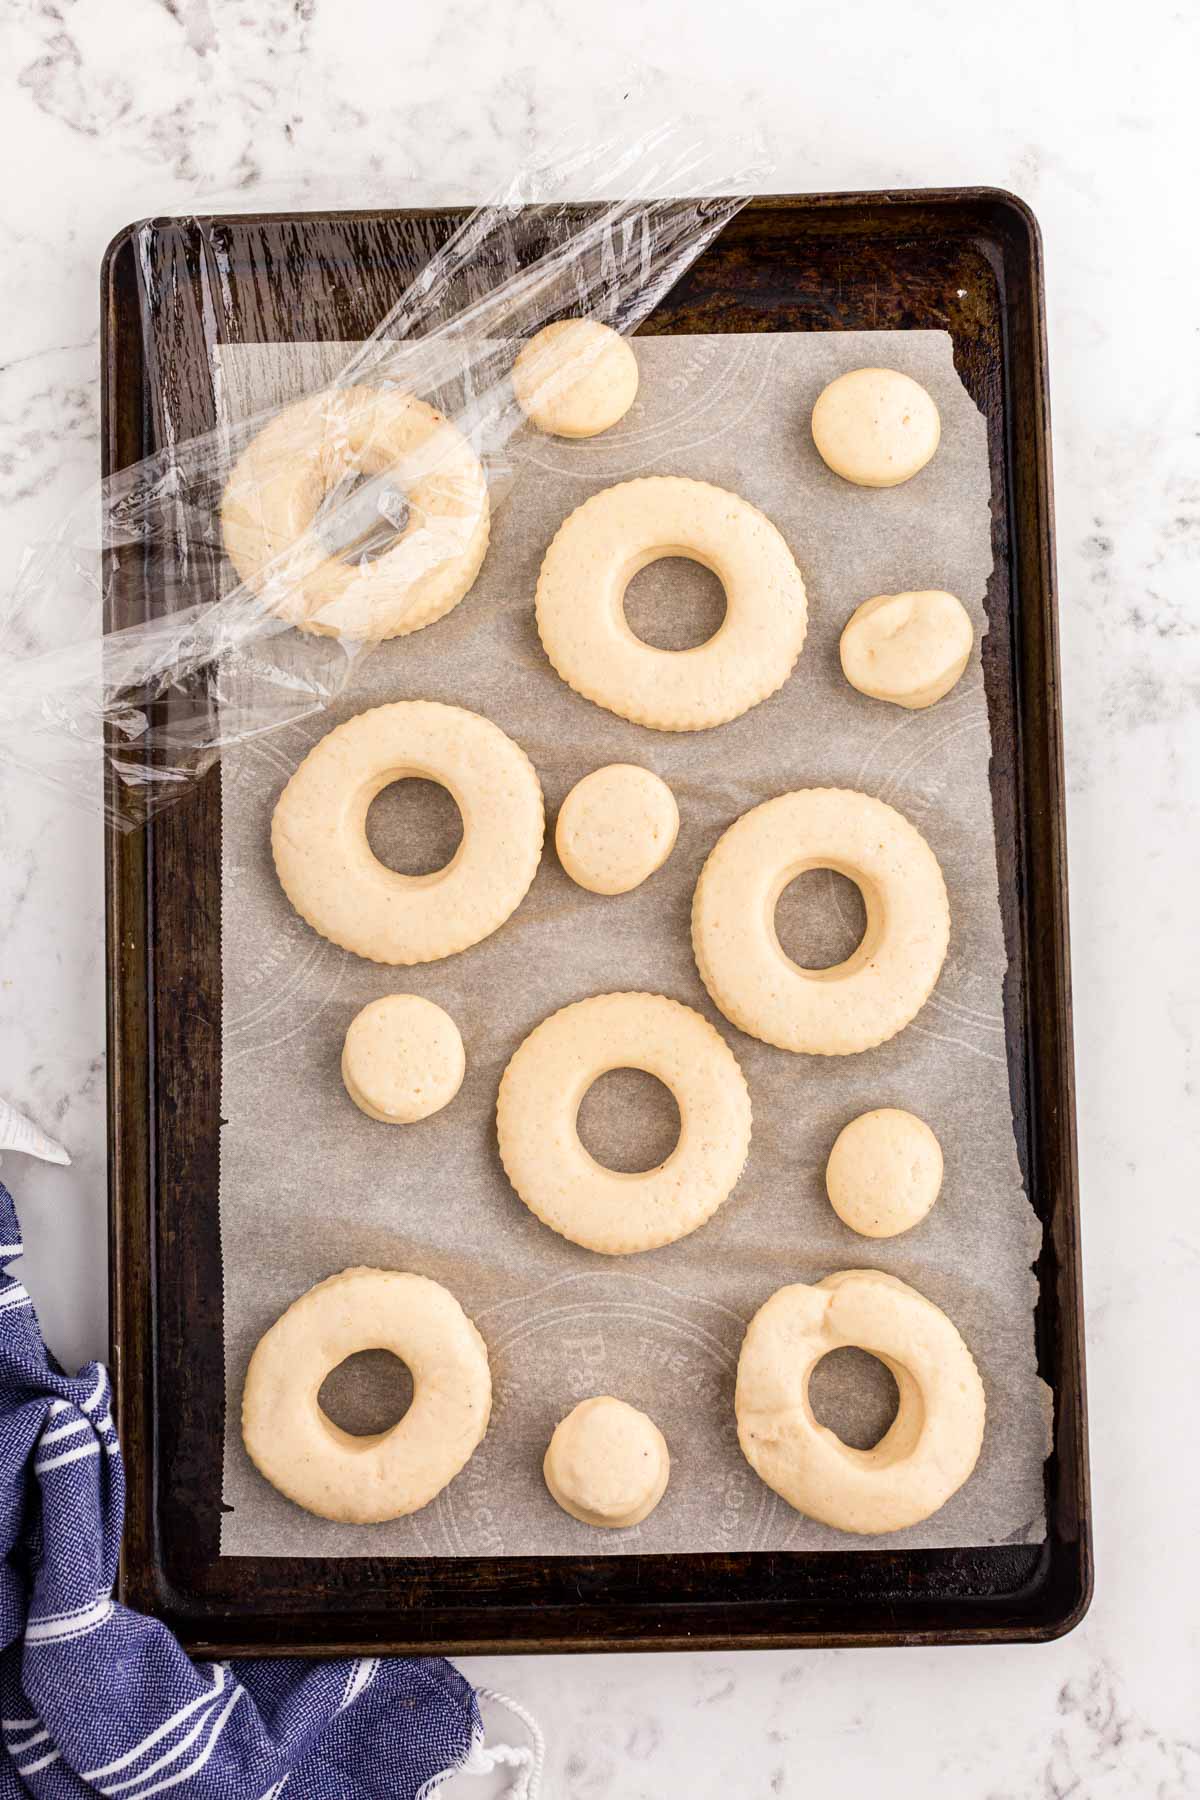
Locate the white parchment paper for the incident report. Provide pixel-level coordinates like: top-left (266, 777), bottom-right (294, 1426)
top-left (216, 332), bottom-right (1048, 1558)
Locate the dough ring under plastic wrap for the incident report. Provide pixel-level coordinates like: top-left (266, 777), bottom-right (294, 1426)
top-left (535, 476), bottom-right (807, 731)
top-left (222, 385), bottom-right (490, 640)
top-left (692, 787), bottom-right (949, 1055)
top-left (735, 1269), bottom-right (985, 1534)
top-left (272, 700), bottom-right (544, 965)
top-left (497, 990), bottom-right (752, 1254)
top-left (242, 1267), bottom-right (491, 1523)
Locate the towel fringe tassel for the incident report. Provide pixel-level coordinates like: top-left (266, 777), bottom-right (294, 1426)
top-left (418, 1686), bottom-right (544, 1800)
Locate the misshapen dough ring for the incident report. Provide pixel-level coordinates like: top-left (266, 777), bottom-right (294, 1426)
top-left (811, 368), bottom-right (941, 488)
top-left (536, 477), bottom-right (808, 731)
top-left (555, 764), bottom-right (679, 895)
top-left (272, 700), bottom-right (544, 965)
top-left (221, 385), bottom-right (490, 640)
top-left (692, 788), bottom-right (949, 1056)
top-left (513, 320), bottom-right (639, 438)
top-left (826, 1108), bottom-right (943, 1238)
top-left (497, 991), bottom-right (752, 1255)
top-left (544, 1396), bottom-right (670, 1528)
top-left (242, 1267), bottom-right (491, 1523)
top-left (735, 1270), bottom-right (985, 1533)
top-left (341, 995), bottom-right (466, 1123)
top-left (841, 590), bottom-right (973, 710)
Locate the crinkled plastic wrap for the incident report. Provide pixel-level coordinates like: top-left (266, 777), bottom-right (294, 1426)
top-left (0, 129), bottom-right (760, 826)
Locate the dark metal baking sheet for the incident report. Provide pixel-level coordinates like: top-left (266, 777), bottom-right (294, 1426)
top-left (103, 190), bottom-right (1090, 1654)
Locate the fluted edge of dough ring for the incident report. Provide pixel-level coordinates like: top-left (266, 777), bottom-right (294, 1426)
top-left (383, 509), bottom-right (490, 637)
top-left (534, 477), bottom-right (808, 731)
top-left (691, 787), bottom-right (950, 1056)
top-left (271, 700), bottom-right (545, 965)
top-left (221, 386), bottom-right (491, 642)
top-left (496, 990), bottom-right (753, 1255)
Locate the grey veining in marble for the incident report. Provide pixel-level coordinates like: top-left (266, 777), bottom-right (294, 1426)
top-left (1, 0), bottom-right (1197, 1792)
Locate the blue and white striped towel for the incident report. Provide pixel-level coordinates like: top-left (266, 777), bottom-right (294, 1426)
top-left (0, 1179), bottom-right (536, 1800)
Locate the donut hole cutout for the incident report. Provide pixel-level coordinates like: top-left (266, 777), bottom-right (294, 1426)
top-left (774, 868), bottom-right (868, 971)
top-left (622, 555), bottom-right (728, 651)
top-left (310, 467), bottom-right (412, 565)
top-left (317, 1348), bottom-right (414, 1437)
top-left (576, 1068), bottom-right (683, 1174)
top-left (366, 777), bottom-right (464, 877)
top-left (807, 1346), bottom-right (900, 1452)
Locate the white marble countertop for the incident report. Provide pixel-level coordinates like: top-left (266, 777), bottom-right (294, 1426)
top-left (2, 1), bottom-right (1197, 1793)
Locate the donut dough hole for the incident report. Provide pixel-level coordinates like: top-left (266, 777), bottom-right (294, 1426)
top-left (341, 995), bottom-right (466, 1123)
top-left (826, 1108), bottom-right (944, 1238)
top-left (497, 991), bottom-right (752, 1254)
top-left (811, 368), bottom-right (941, 488)
top-left (544, 1396), bottom-right (670, 1528)
top-left (222, 386), bottom-right (490, 639)
top-left (512, 320), bottom-right (639, 439)
top-left (841, 590), bottom-right (973, 710)
top-left (272, 700), bottom-right (544, 965)
top-left (556, 764), bottom-right (679, 895)
top-left (536, 477), bottom-right (808, 731)
top-left (736, 1269), bottom-right (985, 1533)
top-left (242, 1267), bottom-right (491, 1523)
top-left (692, 788), bottom-right (950, 1056)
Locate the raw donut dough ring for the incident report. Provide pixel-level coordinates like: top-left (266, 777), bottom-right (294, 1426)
top-left (841, 590), bottom-right (973, 710)
top-left (221, 385), bottom-right (490, 640)
top-left (513, 320), bottom-right (639, 438)
top-left (272, 700), bottom-right (544, 966)
top-left (555, 764), bottom-right (679, 895)
top-left (341, 995), bottom-right (466, 1123)
top-left (736, 1269), bottom-right (985, 1534)
top-left (692, 787), bottom-right (949, 1056)
top-left (826, 1107), bottom-right (943, 1238)
top-left (242, 1267), bottom-right (491, 1523)
top-left (535, 477), bottom-right (808, 731)
top-left (544, 1395), bottom-right (670, 1528)
top-left (496, 991), bottom-right (752, 1255)
top-left (811, 367), bottom-right (941, 488)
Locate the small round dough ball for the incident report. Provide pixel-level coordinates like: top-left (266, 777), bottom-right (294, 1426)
top-left (544, 1396), bottom-right (670, 1528)
top-left (840, 590), bottom-right (974, 710)
top-left (512, 320), bottom-right (639, 439)
top-left (826, 1107), bottom-right (944, 1238)
top-left (812, 367), bottom-right (941, 488)
top-left (342, 995), bottom-right (465, 1124)
top-left (555, 764), bottom-right (679, 896)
